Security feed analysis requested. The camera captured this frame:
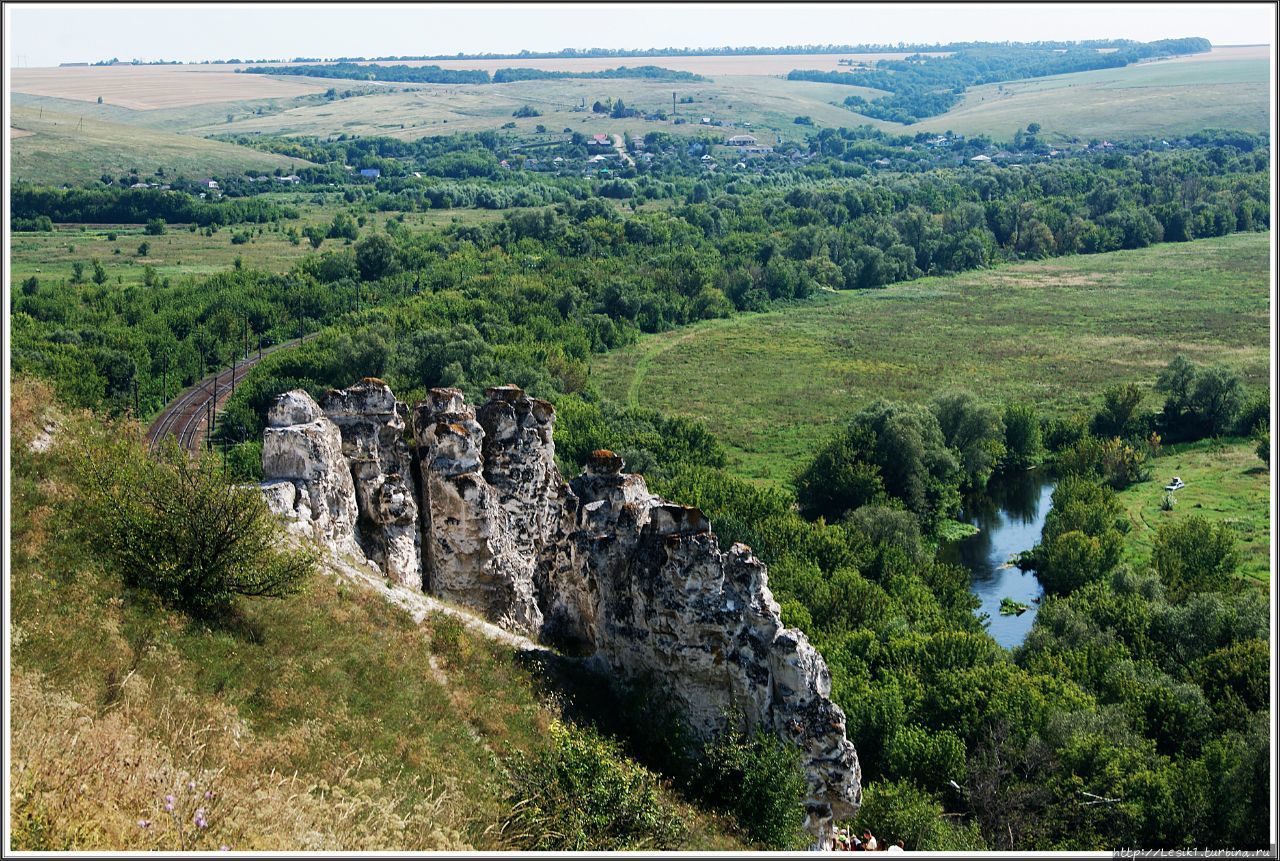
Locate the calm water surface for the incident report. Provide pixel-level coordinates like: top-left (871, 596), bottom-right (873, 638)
top-left (940, 470), bottom-right (1056, 649)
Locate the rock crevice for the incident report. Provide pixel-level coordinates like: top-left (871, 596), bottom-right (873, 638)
top-left (260, 382), bottom-right (860, 846)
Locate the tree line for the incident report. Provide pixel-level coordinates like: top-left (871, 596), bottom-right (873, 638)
top-left (241, 62), bottom-right (704, 85)
top-left (788, 38), bottom-right (1212, 123)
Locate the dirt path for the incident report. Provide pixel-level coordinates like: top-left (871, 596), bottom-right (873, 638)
top-left (611, 133), bottom-right (634, 167)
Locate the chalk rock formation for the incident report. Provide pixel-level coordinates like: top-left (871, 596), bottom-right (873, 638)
top-left (321, 379), bottom-right (421, 588)
top-left (570, 450), bottom-right (861, 841)
top-left (410, 387), bottom-right (543, 631)
top-left (260, 382), bottom-right (860, 847)
top-left (260, 390), bottom-right (360, 556)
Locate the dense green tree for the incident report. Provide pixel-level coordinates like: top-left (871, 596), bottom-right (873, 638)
top-left (797, 400), bottom-right (961, 530)
top-left (1001, 403), bottom-right (1042, 471)
top-left (931, 391), bottom-right (1005, 490)
top-left (1030, 476), bottom-right (1126, 595)
top-left (1092, 382), bottom-right (1145, 438)
top-left (354, 232), bottom-right (397, 281)
top-left (1151, 515), bottom-right (1239, 600)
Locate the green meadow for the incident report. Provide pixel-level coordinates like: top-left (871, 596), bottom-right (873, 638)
top-left (591, 233), bottom-right (1271, 486)
top-left (1116, 438), bottom-right (1270, 584)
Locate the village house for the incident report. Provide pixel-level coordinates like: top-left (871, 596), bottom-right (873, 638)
top-left (726, 133), bottom-right (758, 147)
top-left (359, 167), bottom-right (381, 178)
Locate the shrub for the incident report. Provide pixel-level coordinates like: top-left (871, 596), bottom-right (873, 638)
top-left (850, 779), bottom-right (985, 851)
top-left (77, 436), bottom-right (313, 618)
top-left (695, 725), bottom-right (808, 849)
top-left (503, 720), bottom-right (686, 850)
top-left (145, 218), bottom-right (167, 235)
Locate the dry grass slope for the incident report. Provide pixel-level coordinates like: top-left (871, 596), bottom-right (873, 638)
top-left (8, 376), bottom-right (747, 852)
top-left (9, 106), bottom-right (311, 186)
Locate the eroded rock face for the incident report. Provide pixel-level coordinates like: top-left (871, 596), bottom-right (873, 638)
top-left (569, 451), bottom-right (861, 844)
top-left (321, 379), bottom-right (421, 588)
top-left (259, 382), bottom-right (859, 846)
top-left (410, 387), bottom-right (543, 632)
top-left (261, 390), bottom-right (360, 556)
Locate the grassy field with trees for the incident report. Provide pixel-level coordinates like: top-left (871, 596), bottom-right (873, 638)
top-left (592, 233), bottom-right (1270, 484)
top-left (8, 69), bottom-right (1271, 850)
top-left (11, 45), bottom-right (1268, 187)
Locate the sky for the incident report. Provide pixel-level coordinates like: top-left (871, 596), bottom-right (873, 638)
top-left (5, 2), bottom-right (1275, 67)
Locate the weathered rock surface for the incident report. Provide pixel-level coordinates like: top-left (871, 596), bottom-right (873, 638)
top-left (569, 450), bottom-right (861, 843)
top-left (261, 390), bottom-right (360, 556)
top-left (321, 379), bottom-right (421, 588)
top-left (260, 382), bottom-right (859, 847)
top-left (410, 387), bottom-right (543, 632)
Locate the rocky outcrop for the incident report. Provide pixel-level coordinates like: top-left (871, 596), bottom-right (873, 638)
top-left (260, 382), bottom-right (859, 847)
top-left (570, 450), bottom-right (860, 842)
top-left (261, 390), bottom-right (360, 556)
top-left (320, 379), bottom-right (420, 588)
top-left (410, 387), bottom-right (543, 632)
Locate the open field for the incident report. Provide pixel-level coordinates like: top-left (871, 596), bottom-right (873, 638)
top-left (191, 74), bottom-right (881, 141)
top-left (591, 233), bottom-right (1271, 486)
top-left (1115, 438), bottom-right (1270, 584)
top-left (196, 44), bottom-right (1269, 144)
top-left (907, 45), bottom-right (1270, 139)
top-left (9, 106), bottom-right (312, 186)
top-left (9, 202), bottom-right (503, 287)
top-left (345, 51), bottom-right (953, 75)
top-left (9, 65), bottom-right (341, 109)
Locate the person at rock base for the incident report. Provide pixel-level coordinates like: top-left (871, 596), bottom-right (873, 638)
top-left (861, 829), bottom-right (877, 851)
top-left (886, 838), bottom-right (905, 852)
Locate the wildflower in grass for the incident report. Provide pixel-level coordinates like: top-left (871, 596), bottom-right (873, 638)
top-left (138, 819), bottom-right (151, 829)
top-left (163, 795), bottom-right (175, 812)
top-left (195, 808), bottom-right (208, 829)
top-left (189, 780), bottom-right (197, 791)
top-left (220, 846), bottom-right (230, 852)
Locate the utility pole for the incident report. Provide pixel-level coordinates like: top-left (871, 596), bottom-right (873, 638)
top-left (162, 354), bottom-right (168, 404)
top-left (231, 356), bottom-right (236, 395)
top-left (132, 378), bottom-right (139, 418)
top-left (243, 316), bottom-right (249, 359)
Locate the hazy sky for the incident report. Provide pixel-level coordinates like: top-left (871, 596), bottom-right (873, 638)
top-left (6, 3), bottom-right (1275, 67)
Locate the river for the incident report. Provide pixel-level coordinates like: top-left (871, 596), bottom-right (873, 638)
top-left (939, 470), bottom-right (1056, 649)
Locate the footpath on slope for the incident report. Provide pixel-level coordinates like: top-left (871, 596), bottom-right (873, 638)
top-left (314, 540), bottom-right (550, 655)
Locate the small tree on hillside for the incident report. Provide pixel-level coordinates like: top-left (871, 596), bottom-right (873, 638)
top-left (78, 436), bottom-right (314, 618)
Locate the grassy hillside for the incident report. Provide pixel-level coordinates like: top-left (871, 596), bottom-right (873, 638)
top-left (186, 74), bottom-right (871, 143)
top-left (182, 46), bottom-right (1267, 144)
top-left (1115, 438), bottom-right (1270, 583)
top-left (591, 233), bottom-right (1271, 486)
top-left (8, 376), bottom-right (747, 851)
top-left (907, 46), bottom-right (1271, 141)
top-left (9, 106), bottom-right (313, 186)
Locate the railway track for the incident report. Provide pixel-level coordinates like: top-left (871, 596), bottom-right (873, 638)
top-left (145, 335), bottom-right (309, 455)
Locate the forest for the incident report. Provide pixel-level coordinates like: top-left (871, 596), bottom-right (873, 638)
top-left (7, 127), bottom-right (1270, 849)
top-left (11, 134), bottom-right (1268, 420)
